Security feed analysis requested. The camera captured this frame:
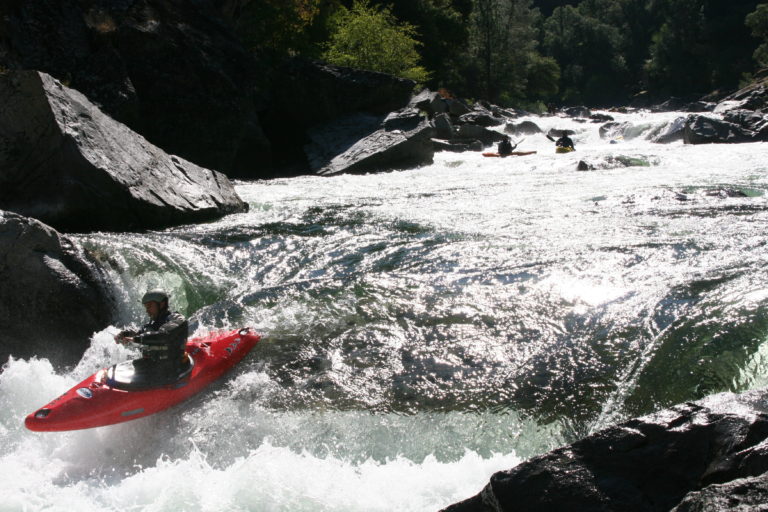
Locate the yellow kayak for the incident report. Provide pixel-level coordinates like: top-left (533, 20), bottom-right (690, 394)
top-left (556, 146), bottom-right (575, 154)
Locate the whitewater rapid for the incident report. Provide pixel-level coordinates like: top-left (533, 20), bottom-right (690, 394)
top-left (2, 110), bottom-right (768, 511)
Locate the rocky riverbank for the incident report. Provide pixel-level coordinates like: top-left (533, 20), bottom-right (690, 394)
top-left (442, 388), bottom-right (768, 512)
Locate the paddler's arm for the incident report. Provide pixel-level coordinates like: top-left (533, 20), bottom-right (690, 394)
top-left (133, 313), bottom-right (187, 346)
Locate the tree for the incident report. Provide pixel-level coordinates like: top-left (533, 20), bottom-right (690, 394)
top-left (645, 0), bottom-right (761, 97)
top-left (467, 0), bottom-right (552, 104)
top-left (542, 5), bottom-right (627, 105)
top-left (746, 3), bottom-right (768, 67)
top-left (365, 0), bottom-right (471, 89)
top-left (322, 0), bottom-right (430, 84)
top-left (232, 0), bottom-right (330, 55)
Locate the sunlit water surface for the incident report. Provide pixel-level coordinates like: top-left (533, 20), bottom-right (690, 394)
top-left (2, 111), bottom-right (768, 511)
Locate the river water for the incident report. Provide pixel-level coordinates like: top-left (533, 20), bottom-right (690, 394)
top-left (2, 111), bottom-right (768, 511)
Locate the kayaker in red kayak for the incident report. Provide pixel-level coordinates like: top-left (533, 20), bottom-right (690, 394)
top-left (115, 289), bottom-right (189, 385)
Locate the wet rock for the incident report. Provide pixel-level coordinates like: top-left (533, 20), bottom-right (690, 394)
top-left (455, 124), bottom-right (506, 146)
top-left (457, 111), bottom-right (504, 127)
top-left (722, 110), bottom-right (768, 140)
top-left (715, 78), bottom-right (768, 113)
top-left (448, 99), bottom-right (472, 117)
top-left (432, 138), bottom-right (483, 153)
top-left (0, 70), bottom-right (248, 232)
top-left (433, 113), bottom-right (455, 139)
top-left (650, 116), bottom-right (687, 144)
top-left (306, 110), bottom-right (435, 176)
top-left (382, 108), bottom-right (424, 132)
top-left (564, 106), bottom-right (591, 118)
top-left (672, 474), bottom-right (768, 512)
top-left (590, 113), bottom-right (614, 123)
top-left (577, 155), bottom-right (656, 171)
top-left (704, 188), bottom-right (750, 199)
top-left (505, 121), bottom-right (543, 136)
top-left (442, 388), bottom-right (768, 512)
top-left (0, 211), bottom-right (115, 366)
top-left (599, 122), bottom-right (630, 140)
top-left (652, 97), bottom-right (714, 113)
top-left (0, 0), bottom-right (269, 178)
top-left (683, 115), bottom-right (755, 144)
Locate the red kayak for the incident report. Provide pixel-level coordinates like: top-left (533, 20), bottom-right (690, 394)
top-left (482, 151), bottom-right (537, 157)
top-left (25, 328), bottom-right (260, 432)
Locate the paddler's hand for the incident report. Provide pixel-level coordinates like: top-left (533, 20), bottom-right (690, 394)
top-left (115, 334), bottom-right (134, 345)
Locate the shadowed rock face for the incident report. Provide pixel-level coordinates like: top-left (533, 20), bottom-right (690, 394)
top-left (0, 211), bottom-right (115, 366)
top-left (0, 0), bottom-right (270, 178)
top-left (305, 110), bottom-right (434, 176)
top-left (442, 388), bottom-right (768, 512)
top-left (0, 70), bottom-right (248, 232)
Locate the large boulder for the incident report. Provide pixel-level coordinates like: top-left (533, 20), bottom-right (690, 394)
top-left (442, 388), bottom-right (768, 512)
top-left (0, 211), bottom-right (115, 366)
top-left (260, 58), bottom-right (417, 175)
top-left (683, 114), bottom-right (756, 144)
top-left (0, 70), bottom-right (248, 232)
top-left (505, 121), bottom-right (543, 136)
top-left (305, 110), bottom-right (435, 176)
top-left (650, 116), bottom-right (687, 144)
top-left (0, 0), bottom-right (269, 178)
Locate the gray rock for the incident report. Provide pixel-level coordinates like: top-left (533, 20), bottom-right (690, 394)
top-left (448, 99), bottom-right (472, 117)
top-left (442, 388), bottom-right (768, 512)
top-left (723, 110), bottom-right (768, 140)
top-left (458, 111), bottom-right (504, 127)
top-left (650, 116), bottom-right (687, 144)
top-left (432, 138), bottom-right (483, 153)
top-left (672, 475), bottom-right (768, 512)
top-left (599, 121), bottom-right (634, 140)
top-left (683, 115), bottom-right (756, 144)
top-left (715, 79), bottom-right (768, 112)
top-left (306, 111), bottom-right (435, 176)
top-left (383, 108), bottom-right (424, 132)
top-left (0, 71), bottom-right (248, 232)
top-left (455, 124), bottom-right (506, 146)
top-left (577, 155), bottom-right (657, 171)
top-left (0, 210), bottom-right (115, 366)
top-left (434, 113), bottom-right (455, 139)
top-left (505, 121), bottom-right (543, 136)
top-left (564, 106), bottom-right (592, 118)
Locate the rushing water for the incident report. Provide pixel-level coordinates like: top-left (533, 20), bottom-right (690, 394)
top-left (2, 110), bottom-right (768, 511)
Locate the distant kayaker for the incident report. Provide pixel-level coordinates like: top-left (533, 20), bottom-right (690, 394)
top-left (497, 136), bottom-right (516, 156)
top-left (555, 134), bottom-right (575, 150)
top-left (115, 289), bottom-right (189, 384)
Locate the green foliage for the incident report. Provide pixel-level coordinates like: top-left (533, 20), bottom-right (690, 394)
top-left (466, 0), bottom-right (556, 104)
top-left (645, 0), bottom-right (760, 97)
top-left (233, 0), bottom-right (331, 56)
top-left (322, 0), bottom-right (431, 85)
top-left (542, 4), bottom-right (629, 104)
top-left (746, 3), bottom-right (768, 67)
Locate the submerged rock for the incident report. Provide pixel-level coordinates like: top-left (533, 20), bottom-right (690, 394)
top-left (441, 388), bottom-right (768, 512)
top-left (0, 70), bottom-right (248, 232)
top-left (0, 211), bottom-right (114, 366)
top-left (577, 155), bottom-right (657, 171)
